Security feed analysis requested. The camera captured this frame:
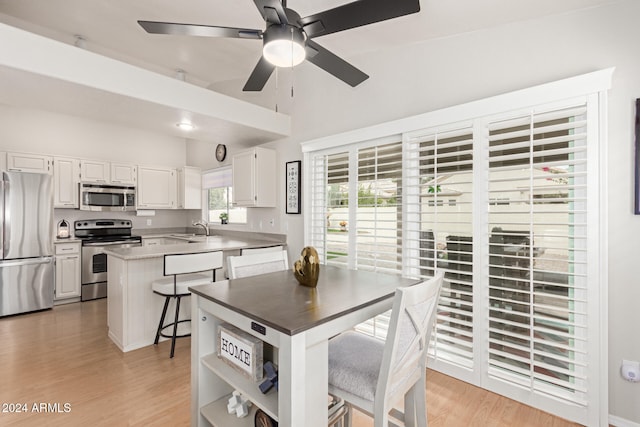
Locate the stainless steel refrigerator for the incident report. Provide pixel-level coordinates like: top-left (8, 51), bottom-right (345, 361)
top-left (0, 171), bottom-right (54, 317)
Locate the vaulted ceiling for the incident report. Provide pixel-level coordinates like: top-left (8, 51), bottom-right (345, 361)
top-left (0, 0), bottom-right (617, 143)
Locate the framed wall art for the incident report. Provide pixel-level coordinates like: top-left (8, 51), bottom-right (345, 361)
top-left (286, 160), bottom-right (301, 214)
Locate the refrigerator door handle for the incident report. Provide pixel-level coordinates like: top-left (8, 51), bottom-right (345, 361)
top-left (2, 180), bottom-right (9, 257)
top-left (0, 180), bottom-right (3, 260)
top-left (0, 257), bottom-right (53, 268)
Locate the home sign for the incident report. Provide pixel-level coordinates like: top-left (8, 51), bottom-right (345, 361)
top-left (217, 324), bottom-right (263, 381)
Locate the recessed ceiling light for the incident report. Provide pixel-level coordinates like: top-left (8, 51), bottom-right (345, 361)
top-left (176, 122), bottom-right (195, 131)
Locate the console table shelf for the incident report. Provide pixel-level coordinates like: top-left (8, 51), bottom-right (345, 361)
top-left (200, 396), bottom-right (260, 427)
top-left (201, 353), bottom-right (278, 421)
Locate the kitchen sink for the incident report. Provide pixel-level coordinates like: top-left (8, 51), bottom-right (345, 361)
top-left (170, 233), bottom-right (207, 242)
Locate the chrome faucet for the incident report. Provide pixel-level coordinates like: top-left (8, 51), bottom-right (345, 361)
top-left (193, 220), bottom-right (209, 236)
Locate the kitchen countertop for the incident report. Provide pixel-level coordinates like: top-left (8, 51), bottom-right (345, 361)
top-left (54, 237), bottom-right (82, 243)
top-left (104, 235), bottom-right (283, 260)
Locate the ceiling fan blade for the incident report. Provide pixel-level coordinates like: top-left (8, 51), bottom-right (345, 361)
top-left (138, 21), bottom-right (262, 39)
top-left (304, 40), bottom-right (368, 87)
top-left (252, 0), bottom-right (289, 25)
top-left (299, 0), bottom-right (420, 38)
top-left (243, 56), bottom-right (276, 91)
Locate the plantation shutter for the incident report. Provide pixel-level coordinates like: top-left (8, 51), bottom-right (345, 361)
top-left (486, 103), bottom-right (589, 406)
top-left (303, 70), bottom-right (609, 425)
top-left (308, 153), bottom-right (329, 262)
top-left (308, 151), bottom-right (351, 266)
top-left (325, 152), bottom-right (351, 267)
top-left (405, 126), bottom-right (475, 369)
top-left (353, 141), bottom-right (403, 338)
top-left (355, 141), bottom-right (403, 273)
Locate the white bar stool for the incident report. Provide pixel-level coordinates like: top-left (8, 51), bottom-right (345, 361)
top-left (152, 251), bottom-right (223, 358)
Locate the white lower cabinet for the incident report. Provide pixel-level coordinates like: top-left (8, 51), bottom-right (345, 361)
top-left (193, 296), bottom-right (278, 427)
top-left (54, 241), bottom-right (81, 301)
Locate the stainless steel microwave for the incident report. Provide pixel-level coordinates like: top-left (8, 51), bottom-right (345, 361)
top-left (80, 183), bottom-right (136, 211)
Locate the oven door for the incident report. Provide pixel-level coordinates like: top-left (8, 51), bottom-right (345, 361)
top-left (81, 241), bottom-right (141, 300)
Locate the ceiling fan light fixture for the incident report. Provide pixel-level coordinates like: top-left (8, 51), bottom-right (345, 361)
top-left (262, 25), bottom-right (306, 67)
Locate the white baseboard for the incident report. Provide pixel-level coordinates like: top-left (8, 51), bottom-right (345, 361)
top-left (610, 415), bottom-right (640, 427)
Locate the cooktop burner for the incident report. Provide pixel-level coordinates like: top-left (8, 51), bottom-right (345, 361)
top-left (74, 219), bottom-right (139, 241)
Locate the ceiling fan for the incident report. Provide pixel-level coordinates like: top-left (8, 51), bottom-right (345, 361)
top-left (138, 0), bottom-right (421, 91)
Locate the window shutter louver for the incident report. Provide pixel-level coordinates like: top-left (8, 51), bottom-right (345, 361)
top-left (486, 103), bottom-right (589, 406)
top-left (405, 126), bottom-right (475, 368)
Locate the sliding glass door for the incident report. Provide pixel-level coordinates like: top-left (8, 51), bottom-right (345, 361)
top-left (305, 84), bottom-right (606, 425)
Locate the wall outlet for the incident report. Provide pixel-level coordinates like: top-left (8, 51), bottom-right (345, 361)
top-left (146, 219), bottom-right (152, 226)
top-left (269, 218), bottom-right (274, 227)
top-left (621, 360), bottom-right (640, 382)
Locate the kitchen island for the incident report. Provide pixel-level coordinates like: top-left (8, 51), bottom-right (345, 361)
top-left (105, 235), bottom-right (284, 352)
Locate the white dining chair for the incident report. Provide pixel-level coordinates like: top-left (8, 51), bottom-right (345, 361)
top-left (241, 244), bottom-right (284, 255)
top-left (152, 251), bottom-right (223, 358)
top-left (227, 250), bottom-right (289, 279)
top-left (328, 271), bottom-right (444, 427)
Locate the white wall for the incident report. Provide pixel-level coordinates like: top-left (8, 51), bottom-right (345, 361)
top-left (0, 104), bottom-right (195, 230)
top-left (0, 104), bottom-right (187, 165)
top-left (197, 1), bottom-right (639, 423)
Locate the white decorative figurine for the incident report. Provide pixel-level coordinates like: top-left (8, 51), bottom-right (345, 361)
top-left (227, 390), bottom-right (252, 418)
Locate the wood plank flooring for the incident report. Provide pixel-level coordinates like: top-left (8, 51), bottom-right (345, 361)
top-left (0, 299), bottom-right (581, 427)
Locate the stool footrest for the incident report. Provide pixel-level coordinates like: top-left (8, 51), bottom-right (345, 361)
top-left (159, 319), bottom-right (191, 339)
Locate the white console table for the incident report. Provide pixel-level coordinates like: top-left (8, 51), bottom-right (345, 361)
top-left (189, 265), bottom-right (418, 427)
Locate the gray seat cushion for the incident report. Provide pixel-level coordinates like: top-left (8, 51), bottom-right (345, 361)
top-left (328, 331), bottom-right (384, 402)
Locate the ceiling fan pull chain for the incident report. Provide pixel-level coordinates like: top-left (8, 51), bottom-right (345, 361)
top-left (290, 27), bottom-right (295, 98)
top-left (275, 67), bottom-right (279, 112)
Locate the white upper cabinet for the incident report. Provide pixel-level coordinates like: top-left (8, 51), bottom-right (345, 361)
top-left (81, 160), bottom-right (137, 185)
top-left (7, 152), bottom-right (53, 174)
top-left (53, 157), bottom-right (80, 208)
top-left (80, 160), bottom-right (110, 183)
top-left (232, 147), bottom-right (276, 207)
top-left (110, 163), bottom-right (137, 185)
top-left (177, 166), bottom-right (202, 210)
top-left (137, 165), bottom-right (177, 209)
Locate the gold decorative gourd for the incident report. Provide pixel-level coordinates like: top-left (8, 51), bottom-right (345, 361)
top-left (293, 246), bottom-right (320, 287)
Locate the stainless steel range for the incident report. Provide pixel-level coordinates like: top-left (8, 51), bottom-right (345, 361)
top-left (75, 219), bottom-right (141, 301)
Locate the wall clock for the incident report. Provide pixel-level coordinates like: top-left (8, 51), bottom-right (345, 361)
top-left (215, 144), bottom-right (227, 162)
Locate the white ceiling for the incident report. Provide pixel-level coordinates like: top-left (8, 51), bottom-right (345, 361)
top-left (0, 0), bottom-right (618, 143)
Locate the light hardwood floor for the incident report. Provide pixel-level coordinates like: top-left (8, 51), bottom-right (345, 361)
top-left (0, 300), bottom-right (580, 427)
